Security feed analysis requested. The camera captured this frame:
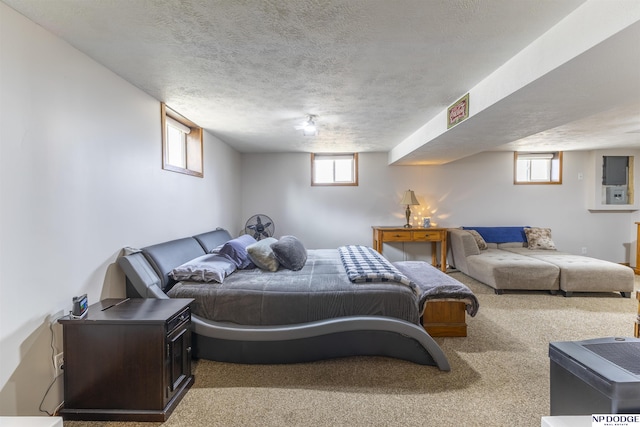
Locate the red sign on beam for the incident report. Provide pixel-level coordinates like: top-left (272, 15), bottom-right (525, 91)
top-left (447, 93), bottom-right (469, 128)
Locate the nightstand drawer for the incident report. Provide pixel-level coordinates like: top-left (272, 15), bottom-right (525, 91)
top-left (413, 230), bottom-right (445, 241)
top-left (382, 230), bottom-right (412, 241)
top-left (167, 307), bottom-right (190, 334)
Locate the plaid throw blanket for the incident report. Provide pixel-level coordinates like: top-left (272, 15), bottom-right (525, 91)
top-left (338, 245), bottom-right (417, 293)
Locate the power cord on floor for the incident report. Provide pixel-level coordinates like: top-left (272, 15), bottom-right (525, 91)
top-left (39, 315), bottom-right (64, 416)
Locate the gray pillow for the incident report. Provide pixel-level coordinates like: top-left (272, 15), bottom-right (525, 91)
top-left (170, 254), bottom-right (236, 283)
top-left (270, 235), bottom-right (307, 271)
top-left (247, 237), bottom-right (280, 272)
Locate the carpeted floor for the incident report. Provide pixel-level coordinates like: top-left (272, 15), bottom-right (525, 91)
top-left (65, 272), bottom-right (639, 427)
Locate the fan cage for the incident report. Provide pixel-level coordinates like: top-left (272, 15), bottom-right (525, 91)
top-left (245, 215), bottom-right (275, 241)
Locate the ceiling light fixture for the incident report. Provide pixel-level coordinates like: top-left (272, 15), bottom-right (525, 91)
top-left (302, 114), bottom-right (318, 137)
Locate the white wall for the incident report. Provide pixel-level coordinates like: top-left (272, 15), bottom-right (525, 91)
top-left (0, 3), bottom-right (241, 415)
top-left (242, 151), bottom-right (639, 264)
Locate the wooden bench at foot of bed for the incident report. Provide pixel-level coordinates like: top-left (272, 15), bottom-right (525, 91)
top-left (423, 301), bottom-right (467, 337)
top-left (393, 261), bottom-right (477, 338)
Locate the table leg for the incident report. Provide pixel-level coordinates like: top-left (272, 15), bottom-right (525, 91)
top-left (441, 237), bottom-right (447, 272)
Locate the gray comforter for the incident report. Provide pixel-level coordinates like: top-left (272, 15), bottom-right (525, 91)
top-left (167, 249), bottom-right (478, 326)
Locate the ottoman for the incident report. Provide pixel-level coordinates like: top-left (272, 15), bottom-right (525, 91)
top-left (503, 249), bottom-right (634, 297)
top-left (549, 337), bottom-right (640, 415)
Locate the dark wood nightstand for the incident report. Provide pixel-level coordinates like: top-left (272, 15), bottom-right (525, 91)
top-left (58, 298), bottom-right (194, 422)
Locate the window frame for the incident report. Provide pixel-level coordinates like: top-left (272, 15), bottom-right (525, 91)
top-left (161, 103), bottom-right (203, 178)
top-left (311, 153), bottom-right (359, 186)
top-left (514, 151), bottom-right (563, 185)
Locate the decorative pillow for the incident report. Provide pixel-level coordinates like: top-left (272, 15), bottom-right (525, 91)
top-left (270, 235), bottom-right (307, 271)
top-left (170, 254), bottom-right (236, 283)
top-left (247, 237), bottom-right (280, 272)
top-left (466, 229), bottom-right (488, 250)
top-left (219, 234), bottom-right (258, 269)
top-left (524, 227), bottom-right (556, 250)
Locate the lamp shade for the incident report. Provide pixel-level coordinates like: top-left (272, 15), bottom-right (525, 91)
top-left (400, 190), bottom-right (419, 206)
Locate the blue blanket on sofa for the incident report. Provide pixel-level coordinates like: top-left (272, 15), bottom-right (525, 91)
top-left (462, 226), bottom-right (529, 243)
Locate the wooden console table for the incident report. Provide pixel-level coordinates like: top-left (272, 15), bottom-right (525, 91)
top-left (372, 226), bottom-right (448, 272)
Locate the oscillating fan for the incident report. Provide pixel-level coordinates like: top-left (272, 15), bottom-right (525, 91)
top-left (244, 214), bottom-right (275, 240)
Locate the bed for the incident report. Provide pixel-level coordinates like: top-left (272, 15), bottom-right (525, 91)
top-left (117, 229), bottom-right (479, 371)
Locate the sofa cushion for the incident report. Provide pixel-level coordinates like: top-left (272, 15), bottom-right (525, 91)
top-left (524, 227), bottom-right (556, 250)
top-left (466, 249), bottom-right (559, 291)
top-left (504, 248), bottom-right (634, 293)
top-left (497, 242), bottom-right (527, 249)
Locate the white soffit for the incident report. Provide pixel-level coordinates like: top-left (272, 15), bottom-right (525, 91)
top-left (390, 0), bottom-right (640, 165)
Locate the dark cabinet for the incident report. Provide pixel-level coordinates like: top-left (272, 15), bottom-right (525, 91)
top-left (58, 298), bottom-right (194, 421)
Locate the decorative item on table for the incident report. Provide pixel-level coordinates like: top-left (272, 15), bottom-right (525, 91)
top-left (423, 217), bottom-right (431, 228)
top-left (400, 190), bottom-right (420, 228)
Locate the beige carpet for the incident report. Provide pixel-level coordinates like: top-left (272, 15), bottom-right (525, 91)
top-left (65, 272), bottom-right (639, 427)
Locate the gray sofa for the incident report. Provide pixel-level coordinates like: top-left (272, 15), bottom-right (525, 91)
top-left (449, 227), bottom-right (634, 297)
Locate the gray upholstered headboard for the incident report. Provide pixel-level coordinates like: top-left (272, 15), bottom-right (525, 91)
top-left (193, 228), bottom-right (233, 253)
top-left (141, 237), bottom-right (205, 290)
top-left (118, 228), bottom-right (233, 298)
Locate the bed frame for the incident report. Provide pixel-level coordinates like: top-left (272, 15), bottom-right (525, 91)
top-left (118, 229), bottom-right (452, 371)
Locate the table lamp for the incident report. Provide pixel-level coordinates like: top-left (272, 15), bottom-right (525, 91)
top-left (400, 190), bottom-right (420, 228)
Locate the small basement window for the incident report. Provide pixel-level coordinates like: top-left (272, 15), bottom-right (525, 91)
top-left (514, 152), bottom-right (562, 185)
top-left (311, 153), bottom-right (358, 186)
top-left (161, 103), bottom-right (203, 177)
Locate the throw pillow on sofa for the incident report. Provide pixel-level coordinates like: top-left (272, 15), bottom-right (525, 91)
top-left (524, 227), bottom-right (556, 250)
top-left (466, 229), bottom-right (488, 250)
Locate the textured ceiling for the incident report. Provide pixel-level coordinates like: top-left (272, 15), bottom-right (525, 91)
top-left (4, 0), bottom-right (639, 164)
